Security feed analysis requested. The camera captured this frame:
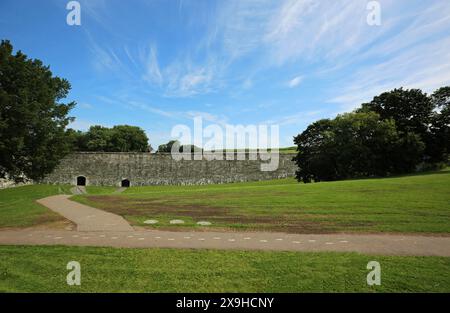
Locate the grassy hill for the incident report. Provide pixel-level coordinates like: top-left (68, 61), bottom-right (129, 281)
top-left (73, 168), bottom-right (450, 234)
top-left (1, 169), bottom-right (449, 233)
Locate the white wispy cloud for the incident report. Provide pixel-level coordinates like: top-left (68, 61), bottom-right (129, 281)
top-left (164, 62), bottom-right (215, 97)
top-left (89, 40), bottom-right (221, 97)
top-left (287, 76), bottom-right (303, 88)
top-left (242, 78), bottom-right (253, 89)
top-left (84, 0), bottom-right (450, 114)
top-left (96, 95), bottom-right (229, 127)
top-left (328, 4), bottom-right (450, 113)
top-left (263, 110), bottom-right (324, 127)
top-left (139, 44), bottom-right (163, 85)
top-left (78, 102), bottom-right (93, 109)
top-left (128, 101), bottom-right (178, 119)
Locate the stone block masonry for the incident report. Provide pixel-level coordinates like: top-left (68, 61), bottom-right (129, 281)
top-left (42, 152), bottom-right (298, 186)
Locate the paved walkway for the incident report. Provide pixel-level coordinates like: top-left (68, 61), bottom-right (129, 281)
top-left (0, 229), bottom-right (449, 256)
top-left (0, 195), bottom-right (448, 256)
top-left (37, 195), bottom-right (133, 232)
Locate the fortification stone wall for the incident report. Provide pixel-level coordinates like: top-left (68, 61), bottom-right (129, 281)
top-left (42, 152), bottom-right (298, 186)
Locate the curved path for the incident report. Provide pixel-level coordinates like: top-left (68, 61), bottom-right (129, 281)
top-left (37, 195), bottom-right (133, 232)
top-left (0, 195), bottom-right (449, 256)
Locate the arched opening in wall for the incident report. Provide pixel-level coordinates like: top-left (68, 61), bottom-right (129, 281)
top-left (121, 179), bottom-right (130, 187)
top-left (76, 176), bottom-right (86, 186)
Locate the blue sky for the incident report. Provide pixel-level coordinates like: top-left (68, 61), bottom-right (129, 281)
top-left (1, 0), bottom-right (449, 148)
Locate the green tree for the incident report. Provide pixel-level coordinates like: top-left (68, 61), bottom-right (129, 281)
top-left (293, 119), bottom-right (336, 183)
top-left (360, 88), bottom-right (434, 136)
top-left (0, 40), bottom-right (75, 181)
top-left (359, 88), bottom-right (436, 162)
top-left (84, 126), bottom-right (112, 151)
top-left (66, 129), bottom-right (88, 152)
top-left (110, 125), bottom-right (149, 152)
top-left (157, 140), bottom-right (203, 153)
top-left (294, 112), bottom-right (424, 183)
top-left (73, 125), bottom-right (149, 152)
top-left (428, 86), bottom-right (450, 162)
top-left (157, 140), bottom-right (180, 153)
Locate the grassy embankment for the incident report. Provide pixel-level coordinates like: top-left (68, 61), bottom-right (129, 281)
top-left (72, 169), bottom-right (450, 234)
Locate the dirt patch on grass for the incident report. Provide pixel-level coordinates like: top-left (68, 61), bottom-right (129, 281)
top-left (85, 195), bottom-right (351, 233)
top-left (1, 217), bottom-right (75, 231)
top-left (87, 195), bottom-right (231, 218)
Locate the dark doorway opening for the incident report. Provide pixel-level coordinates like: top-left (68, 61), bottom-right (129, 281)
top-left (121, 179), bottom-right (130, 187)
top-left (77, 176), bottom-right (86, 186)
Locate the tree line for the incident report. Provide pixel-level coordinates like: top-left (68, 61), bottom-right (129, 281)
top-left (67, 125), bottom-right (151, 153)
top-left (294, 87), bottom-right (450, 183)
top-left (156, 140), bottom-right (202, 153)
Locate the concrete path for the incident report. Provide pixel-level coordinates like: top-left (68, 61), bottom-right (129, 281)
top-left (113, 187), bottom-right (127, 194)
top-left (0, 195), bottom-right (445, 256)
top-left (37, 195), bottom-right (133, 232)
top-left (0, 229), bottom-right (449, 256)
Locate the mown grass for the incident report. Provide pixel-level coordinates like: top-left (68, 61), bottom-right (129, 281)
top-left (73, 169), bottom-right (450, 234)
top-left (0, 185), bottom-right (72, 228)
top-left (85, 186), bottom-right (118, 195)
top-left (0, 245), bottom-right (448, 292)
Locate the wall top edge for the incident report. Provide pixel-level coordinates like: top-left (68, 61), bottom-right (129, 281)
top-left (69, 152), bottom-right (297, 155)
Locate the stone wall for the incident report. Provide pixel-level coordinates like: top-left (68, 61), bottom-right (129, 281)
top-left (42, 152), bottom-right (298, 186)
top-left (0, 178), bottom-right (32, 189)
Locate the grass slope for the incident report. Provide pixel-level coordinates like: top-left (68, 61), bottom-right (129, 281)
top-left (73, 169), bottom-right (450, 234)
top-left (0, 245), bottom-right (448, 292)
top-left (0, 185), bottom-right (71, 228)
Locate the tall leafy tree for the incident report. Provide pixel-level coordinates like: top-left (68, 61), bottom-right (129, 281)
top-left (110, 125), bottom-right (149, 152)
top-left (359, 88), bottom-right (436, 162)
top-left (69, 125), bottom-right (150, 152)
top-left (66, 129), bottom-right (88, 152)
top-left (157, 140), bottom-right (180, 153)
top-left (360, 88), bottom-right (434, 136)
top-left (293, 119), bottom-right (336, 183)
top-left (428, 87), bottom-right (450, 162)
top-left (84, 126), bottom-right (113, 151)
top-left (360, 86), bottom-right (449, 163)
top-left (0, 40), bottom-right (75, 181)
top-left (294, 112), bottom-right (424, 183)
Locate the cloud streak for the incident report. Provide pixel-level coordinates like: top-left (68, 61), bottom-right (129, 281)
top-left (287, 76), bottom-right (303, 88)
top-left (81, 0), bottom-right (450, 139)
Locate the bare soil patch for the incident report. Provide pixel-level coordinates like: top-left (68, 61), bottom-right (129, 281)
top-left (85, 196), bottom-right (346, 233)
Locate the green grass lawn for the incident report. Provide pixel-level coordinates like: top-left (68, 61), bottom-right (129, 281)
top-left (72, 169), bottom-right (450, 234)
top-left (0, 184), bottom-right (72, 228)
top-left (0, 245), bottom-right (448, 292)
